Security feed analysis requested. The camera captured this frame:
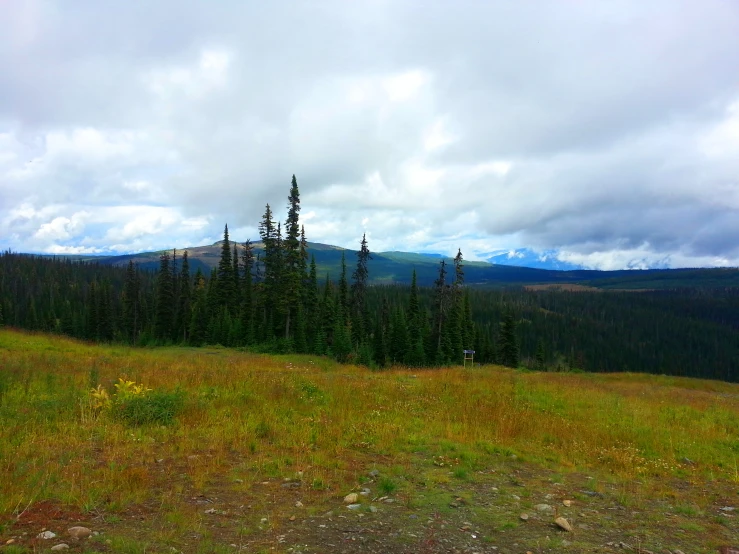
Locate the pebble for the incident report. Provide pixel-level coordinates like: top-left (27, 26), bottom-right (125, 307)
top-left (51, 545), bottom-right (70, 551)
top-left (369, 470), bottom-right (379, 478)
top-left (5, 539), bottom-right (15, 545)
top-left (68, 526), bottom-right (92, 539)
top-left (369, 506), bottom-right (378, 513)
top-left (343, 493), bottom-right (358, 504)
top-left (563, 499), bottom-right (573, 507)
top-left (359, 488), bottom-right (371, 496)
top-left (720, 506), bottom-right (735, 512)
top-left (289, 515), bottom-right (296, 521)
top-left (346, 503), bottom-right (361, 510)
top-left (520, 513), bottom-right (529, 521)
top-left (37, 531), bottom-right (57, 540)
top-left (554, 517), bottom-right (573, 532)
top-left (535, 504), bottom-right (553, 513)
top-left (295, 501), bottom-right (304, 508)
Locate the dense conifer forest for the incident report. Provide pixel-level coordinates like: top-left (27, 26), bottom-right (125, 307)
top-left (1, 176), bottom-right (737, 382)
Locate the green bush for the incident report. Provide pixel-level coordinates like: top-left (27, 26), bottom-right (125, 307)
top-left (113, 390), bottom-right (184, 426)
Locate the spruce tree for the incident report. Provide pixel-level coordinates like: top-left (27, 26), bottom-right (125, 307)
top-left (498, 310), bottom-right (519, 368)
top-left (535, 339), bottom-right (546, 371)
top-left (338, 252), bottom-right (349, 324)
top-left (405, 270), bottom-right (425, 366)
top-left (240, 240), bottom-right (255, 344)
top-left (189, 268), bottom-right (208, 346)
top-left (351, 233), bottom-right (372, 346)
top-left (154, 251), bottom-right (174, 342)
top-left (217, 224), bottom-right (236, 313)
top-left (176, 251), bottom-right (191, 343)
top-left (122, 260), bottom-right (140, 343)
top-left (305, 255), bottom-right (320, 348)
top-left (433, 260), bottom-right (449, 356)
top-left (283, 175), bottom-right (302, 339)
top-left (373, 316), bottom-right (388, 367)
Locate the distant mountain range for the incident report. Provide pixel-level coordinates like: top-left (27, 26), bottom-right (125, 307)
top-left (44, 241), bottom-right (739, 289)
top-left (484, 248), bottom-right (585, 270)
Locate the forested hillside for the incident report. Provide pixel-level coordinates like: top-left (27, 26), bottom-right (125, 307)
top-left (1, 176), bottom-right (737, 382)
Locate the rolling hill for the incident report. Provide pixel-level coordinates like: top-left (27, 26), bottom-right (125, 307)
top-left (44, 241), bottom-right (739, 289)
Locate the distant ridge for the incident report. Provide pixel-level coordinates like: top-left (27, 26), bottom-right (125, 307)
top-left (32, 241), bottom-right (739, 289)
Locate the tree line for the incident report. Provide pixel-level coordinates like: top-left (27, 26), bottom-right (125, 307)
top-left (2, 175), bottom-right (738, 382)
top-left (0, 176), bottom-right (519, 368)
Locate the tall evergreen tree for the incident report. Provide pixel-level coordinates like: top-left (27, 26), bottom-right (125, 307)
top-left (283, 175), bottom-right (302, 339)
top-left (498, 310), bottom-right (519, 368)
top-left (240, 240), bottom-right (255, 344)
top-left (122, 260), bottom-right (140, 343)
top-left (176, 251), bottom-right (191, 342)
top-left (405, 270), bottom-right (425, 366)
top-left (217, 224), bottom-right (237, 313)
top-left (154, 251), bottom-right (174, 341)
top-left (338, 251), bottom-right (349, 325)
top-left (189, 268), bottom-right (208, 345)
top-left (351, 233), bottom-right (372, 346)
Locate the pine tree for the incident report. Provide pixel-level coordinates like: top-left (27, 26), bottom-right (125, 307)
top-left (217, 224), bottom-right (236, 313)
top-left (154, 251), bottom-right (174, 341)
top-left (240, 240), bottom-right (255, 345)
top-left (176, 251), bottom-right (191, 343)
top-left (259, 204), bottom-right (281, 331)
top-left (498, 310), bottom-right (519, 368)
top-left (283, 175), bottom-right (302, 339)
top-left (122, 260), bottom-right (140, 343)
top-left (319, 274), bottom-right (335, 352)
top-left (405, 270), bottom-right (425, 366)
top-left (305, 255), bottom-right (320, 348)
top-left (338, 252), bottom-right (349, 325)
top-left (189, 268), bottom-right (208, 345)
top-left (390, 308), bottom-right (410, 364)
top-left (232, 243), bottom-right (240, 300)
top-left (351, 233), bottom-right (372, 346)
top-left (535, 339), bottom-right (546, 371)
top-left (373, 316), bottom-right (388, 367)
top-left (433, 260), bottom-right (449, 356)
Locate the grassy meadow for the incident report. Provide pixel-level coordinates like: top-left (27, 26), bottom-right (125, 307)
top-left (1, 328), bottom-right (738, 553)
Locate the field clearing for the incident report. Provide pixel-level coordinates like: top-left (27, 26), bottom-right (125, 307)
top-left (0, 329), bottom-right (738, 553)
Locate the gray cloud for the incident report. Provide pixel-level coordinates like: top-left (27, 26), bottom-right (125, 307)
top-left (1, 0), bottom-right (738, 268)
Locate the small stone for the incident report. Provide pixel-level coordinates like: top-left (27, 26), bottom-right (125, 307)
top-left (289, 515), bottom-right (296, 521)
top-left (234, 479), bottom-right (243, 484)
top-left (578, 523), bottom-right (589, 530)
top-left (204, 508), bottom-right (217, 514)
top-left (156, 458), bottom-right (164, 463)
top-left (369, 505), bottom-right (378, 513)
top-left (51, 545), bottom-right (70, 551)
top-left (720, 506), bottom-right (735, 512)
top-left (359, 488), bottom-right (371, 496)
top-left (295, 501), bottom-right (304, 508)
top-left (37, 531), bottom-right (57, 539)
top-left (563, 500), bottom-right (573, 507)
top-left (511, 494), bottom-right (521, 501)
top-left (384, 498), bottom-right (395, 503)
top-left (346, 503), bottom-right (361, 510)
top-left (520, 513), bottom-right (529, 521)
top-left (535, 504), bottom-right (553, 513)
top-left (5, 539), bottom-right (15, 545)
top-left (554, 517), bottom-right (573, 532)
top-left (68, 526), bottom-right (92, 539)
top-left (343, 493), bottom-right (359, 504)
top-left (369, 470), bottom-right (379, 478)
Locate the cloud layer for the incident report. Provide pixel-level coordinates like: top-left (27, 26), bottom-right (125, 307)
top-left (1, 0), bottom-right (738, 268)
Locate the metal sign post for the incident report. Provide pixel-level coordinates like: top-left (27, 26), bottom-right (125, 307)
top-left (463, 349), bottom-right (475, 368)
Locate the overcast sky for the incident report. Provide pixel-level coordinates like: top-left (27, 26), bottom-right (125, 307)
top-left (1, 1), bottom-right (738, 269)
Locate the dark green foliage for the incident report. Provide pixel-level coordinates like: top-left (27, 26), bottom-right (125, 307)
top-left (154, 252), bottom-right (174, 342)
top-left (217, 225), bottom-right (237, 313)
top-left (351, 233), bottom-right (371, 345)
top-left (498, 310), bottom-right (519, 368)
top-left (114, 390), bottom-right (185, 426)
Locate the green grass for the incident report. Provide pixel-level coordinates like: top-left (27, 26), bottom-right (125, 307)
top-left (0, 329), bottom-right (738, 551)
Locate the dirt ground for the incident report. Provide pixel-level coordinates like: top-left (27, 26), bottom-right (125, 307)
top-left (2, 455), bottom-right (737, 554)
